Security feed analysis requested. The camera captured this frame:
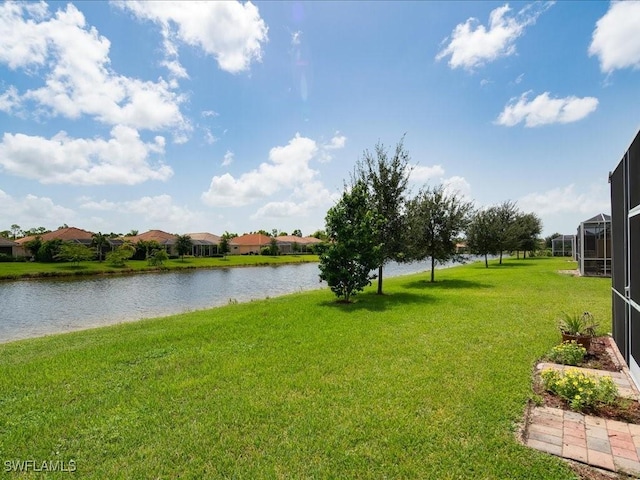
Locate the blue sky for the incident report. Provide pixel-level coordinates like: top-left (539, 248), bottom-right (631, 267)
top-left (1, 1), bottom-right (639, 237)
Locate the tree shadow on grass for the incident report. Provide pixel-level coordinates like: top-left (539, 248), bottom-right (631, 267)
top-left (319, 291), bottom-right (435, 312)
top-left (403, 278), bottom-right (492, 290)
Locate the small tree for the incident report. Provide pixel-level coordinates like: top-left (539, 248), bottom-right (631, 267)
top-left (219, 236), bottom-right (230, 258)
top-left (36, 239), bottom-right (63, 262)
top-left (24, 236), bottom-right (43, 258)
top-left (10, 224), bottom-right (21, 239)
top-left (148, 249), bottom-right (168, 266)
top-left (319, 181), bottom-right (382, 302)
top-left (466, 208), bottom-right (499, 268)
top-left (352, 136), bottom-right (412, 295)
top-left (106, 244), bottom-right (135, 267)
top-left (269, 237), bottom-right (279, 255)
top-left (405, 185), bottom-right (473, 282)
top-left (175, 234), bottom-right (193, 261)
top-left (92, 231), bottom-right (109, 262)
top-left (55, 243), bottom-right (94, 265)
top-left (514, 212), bottom-right (542, 258)
top-left (493, 201), bottom-right (520, 264)
top-left (292, 229), bottom-right (302, 237)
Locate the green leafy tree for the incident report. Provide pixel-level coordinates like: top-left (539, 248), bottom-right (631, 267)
top-left (127, 229), bottom-right (139, 236)
top-left (148, 248), bottom-right (168, 266)
top-left (353, 136), bottom-right (412, 294)
top-left (91, 232), bottom-right (109, 262)
top-left (466, 209), bottom-right (499, 268)
top-left (54, 243), bottom-right (94, 265)
top-left (0, 230), bottom-right (10, 239)
top-left (10, 224), bottom-right (21, 239)
top-left (319, 181), bottom-right (382, 302)
top-left (292, 229), bottom-right (302, 237)
top-left (262, 237), bottom-right (279, 255)
top-left (175, 234), bottom-right (193, 261)
top-left (310, 230), bottom-right (328, 241)
top-left (106, 243), bottom-right (135, 267)
top-left (513, 212), bottom-right (542, 259)
top-left (405, 185), bottom-right (473, 282)
top-left (36, 239), bottom-right (63, 262)
top-left (219, 235), bottom-right (230, 258)
top-left (493, 201), bottom-right (520, 264)
top-left (133, 240), bottom-right (161, 260)
top-left (24, 236), bottom-right (43, 258)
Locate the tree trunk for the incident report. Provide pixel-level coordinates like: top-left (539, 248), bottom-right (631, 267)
top-left (430, 256), bottom-right (435, 282)
top-left (377, 265), bottom-right (383, 295)
top-left (517, 250), bottom-right (520, 259)
top-left (499, 251), bottom-right (503, 264)
top-left (523, 250), bottom-right (527, 259)
top-left (484, 253), bottom-right (488, 268)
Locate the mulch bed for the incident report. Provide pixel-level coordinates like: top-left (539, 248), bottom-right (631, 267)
top-left (534, 337), bottom-right (640, 425)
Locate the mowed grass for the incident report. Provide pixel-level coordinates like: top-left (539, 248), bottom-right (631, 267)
top-left (0, 255), bottom-right (319, 280)
top-left (0, 257), bottom-right (609, 478)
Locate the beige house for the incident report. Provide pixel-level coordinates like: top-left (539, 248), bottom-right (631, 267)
top-left (229, 234), bottom-right (272, 255)
top-left (0, 237), bottom-right (20, 257)
top-left (186, 232), bottom-right (221, 256)
top-left (124, 230), bottom-right (178, 255)
top-left (275, 235), bottom-right (323, 254)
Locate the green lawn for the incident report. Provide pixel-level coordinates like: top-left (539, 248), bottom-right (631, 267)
top-left (0, 255), bottom-right (319, 280)
top-left (0, 257), bottom-right (610, 478)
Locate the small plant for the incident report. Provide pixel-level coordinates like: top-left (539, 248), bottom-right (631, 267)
top-left (547, 341), bottom-right (586, 366)
top-left (558, 311), bottom-right (598, 336)
top-left (541, 368), bottom-right (618, 411)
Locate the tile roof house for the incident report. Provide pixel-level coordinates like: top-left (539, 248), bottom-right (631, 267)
top-left (124, 230), bottom-right (178, 255)
top-left (186, 232), bottom-right (221, 256)
top-left (275, 235), bottom-right (323, 253)
top-left (0, 237), bottom-right (20, 257)
top-left (229, 234), bottom-right (272, 255)
top-left (16, 227), bottom-right (95, 246)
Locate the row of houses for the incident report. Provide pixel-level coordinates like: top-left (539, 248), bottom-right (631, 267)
top-left (0, 227), bottom-right (323, 258)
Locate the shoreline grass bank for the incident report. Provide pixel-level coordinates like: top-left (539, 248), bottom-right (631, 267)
top-left (0, 257), bottom-right (610, 478)
top-left (0, 254), bottom-right (319, 281)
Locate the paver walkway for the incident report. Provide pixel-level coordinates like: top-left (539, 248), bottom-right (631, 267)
top-left (524, 337), bottom-right (640, 476)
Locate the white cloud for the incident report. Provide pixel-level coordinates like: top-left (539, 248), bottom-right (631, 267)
top-left (80, 194), bottom-right (203, 233)
top-left (203, 128), bottom-right (218, 145)
top-left (495, 91), bottom-right (598, 127)
top-left (115, 1), bottom-right (268, 75)
top-left (410, 164), bottom-right (445, 183)
top-left (202, 133), bottom-right (319, 207)
top-left (589, 1), bottom-right (640, 73)
top-left (436, 2), bottom-right (553, 70)
top-left (0, 189), bottom-right (75, 228)
top-left (443, 176), bottom-right (472, 200)
top-left (201, 110), bottom-right (219, 118)
top-left (318, 132), bottom-right (347, 163)
top-left (291, 30), bottom-right (302, 46)
top-left (518, 183), bottom-right (609, 216)
top-left (252, 181), bottom-right (338, 220)
top-left (0, 126), bottom-right (172, 185)
top-left (0, 2), bottom-right (189, 139)
top-left (222, 150), bottom-right (234, 167)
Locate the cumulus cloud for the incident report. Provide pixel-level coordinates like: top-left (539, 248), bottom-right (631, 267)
top-left (115, 1), bottom-right (268, 75)
top-left (589, 1), bottom-right (640, 73)
top-left (318, 132), bottom-right (347, 163)
top-left (0, 126), bottom-right (172, 185)
top-left (495, 91), bottom-right (598, 127)
top-left (443, 176), bottom-right (472, 200)
top-left (202, 133), bottom-right (320, 207)
top-left (0, 2), bottom-right (189, 139)
top-left (410, 164), bottom-right (445, 183)
top-left (518, 183), bottom-right (609, 216)
top-left (80, 194), bottom-right (203, 232)
top-left (0, 189), bottom-right (75, 227)
top-left (436, 2), bottom-right (553, 70)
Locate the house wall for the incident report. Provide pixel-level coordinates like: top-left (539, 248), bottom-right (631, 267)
top-left (610, 129), bottom-right (640, 387)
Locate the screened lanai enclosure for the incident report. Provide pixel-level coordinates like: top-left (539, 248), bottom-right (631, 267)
top-left (610, 129), bottom-right (640, 387)
top-left (576, 213), bottom-right (611, 277)
top-left (551, 234), bottom-right (576, 258)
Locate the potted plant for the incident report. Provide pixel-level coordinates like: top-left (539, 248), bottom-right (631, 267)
top-left (559, 311), bottom-right (598, 350)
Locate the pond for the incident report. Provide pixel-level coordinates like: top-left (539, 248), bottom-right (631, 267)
top-left (0, 259), bottom-right (469, 343)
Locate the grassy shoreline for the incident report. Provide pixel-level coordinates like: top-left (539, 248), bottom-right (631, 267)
top-left (0, 257), bottom-right (610, 478)
top-left (0, 254), bottom-right (319, 281)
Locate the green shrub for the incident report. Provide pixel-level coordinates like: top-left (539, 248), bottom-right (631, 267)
top-left (547, 341), bottom-right (586, 366)
top-left (541, 368), bottom-right (618, 411)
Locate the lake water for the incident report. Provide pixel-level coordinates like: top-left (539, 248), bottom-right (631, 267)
top-left (0, 259), bottom-right (471, 343)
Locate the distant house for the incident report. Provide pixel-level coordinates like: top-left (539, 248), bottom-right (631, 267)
top-left (576, 214), bottom-right (611, 276)
top-left (124, 230), bottom-right (178, 255)
top-left (0, 237), bottom-right (20, 257)
top-left (275, 235), bottom-right (323, 254)
top-left (186, 232), bottom-right (221, 256)
top-left (229, 234), bottom-right (272, 255)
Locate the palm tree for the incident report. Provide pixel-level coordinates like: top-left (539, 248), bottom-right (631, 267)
top-left (92, 232), bottom-right (109, 262)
